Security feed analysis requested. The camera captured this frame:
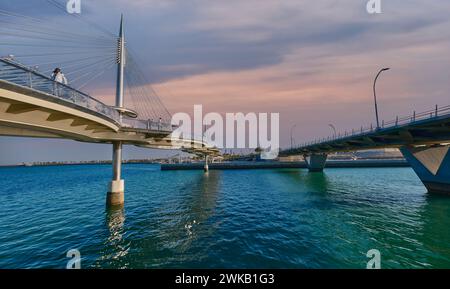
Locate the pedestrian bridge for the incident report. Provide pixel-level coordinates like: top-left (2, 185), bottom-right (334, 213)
top-left (0, 57), bottom-right (219, 207)
top-left (0, 11), bottom-right (222, 207)
top-left (0, 58), bottom-right (218, 155)
top-left (280, 106), bottom-right (450, 195)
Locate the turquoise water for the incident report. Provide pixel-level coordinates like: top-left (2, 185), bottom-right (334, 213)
top-left (0, 164), bottom-right (449, 269)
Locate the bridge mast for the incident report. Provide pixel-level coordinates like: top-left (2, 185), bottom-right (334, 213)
top-left (107, 15), bottom-right (126, 207)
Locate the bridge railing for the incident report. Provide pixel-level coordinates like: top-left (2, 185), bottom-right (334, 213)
top-left (122, 118), bottom-right (173, 132)
top-left (295, 104), bottom-right (450, 149)
top-left (0, 58), bottom-right (174, 133)
top-left (0, 58), bottom-right (121, 123)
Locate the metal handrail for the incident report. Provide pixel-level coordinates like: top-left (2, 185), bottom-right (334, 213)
top-left (292, 104), bottom-right (450, 150)
top-left (122, 118), bottom-right (173, 132)
top-left (0, 58), bottom-right (174, 133)
top-left (0, 58), bottom-right (121, 123)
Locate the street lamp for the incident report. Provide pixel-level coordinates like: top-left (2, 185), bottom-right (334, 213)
top-left (328, 124), bottom-right (336, 138)
top-left (373, 67), bottom-right (390, 129)
top-left (290, 124), bottom-right (296, 149)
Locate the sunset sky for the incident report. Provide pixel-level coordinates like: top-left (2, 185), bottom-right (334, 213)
top-left (1, 0), bottom-right (450, 164)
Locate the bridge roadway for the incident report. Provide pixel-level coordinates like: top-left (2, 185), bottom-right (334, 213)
top-left (280, 105), bottom-right (450, 195)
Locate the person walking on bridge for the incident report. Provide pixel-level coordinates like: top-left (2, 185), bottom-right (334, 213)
top-left (51, 68), bottom-right (68, 96)
top-left (51, 68), bottom-right (68, 85)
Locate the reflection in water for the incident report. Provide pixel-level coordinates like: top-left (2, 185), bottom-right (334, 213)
top-left (301, 172), bottom-right (330, 193)
top-left (102, 206), bottom-right (129, 265)
top-left (275, 169), bottom-right (331, 193)
top-left (113, 169), bottom-right (223, 267)
top-left (417, 194), bottom-right (450, 268)
top-left (177, 171), bottom-right (221, 250)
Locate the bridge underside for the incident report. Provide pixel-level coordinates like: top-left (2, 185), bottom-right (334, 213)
top-left (298, 144), bottom-right (450, 195)
top-left (283, 126), bottom-right (450, 156)
top-left (280, 111), bottom-right (450, 194)
top-left (0, 81), bottom-right (219, 154)
top-left (400, 145), bottom-right (450, 195)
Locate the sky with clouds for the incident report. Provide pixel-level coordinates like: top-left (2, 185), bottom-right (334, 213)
top-left (1, 0), bottom-right (450, 164)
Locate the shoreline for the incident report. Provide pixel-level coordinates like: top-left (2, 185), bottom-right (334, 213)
top-left (0, 158), bottom-right (409, 169)
top-left (161, 159), bottom-right (409, 170)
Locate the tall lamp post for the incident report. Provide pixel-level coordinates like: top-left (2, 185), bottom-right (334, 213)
top-left (328, 124), bottom-right (336, 138)
top-left (373, 67), bottom-right (390, 129)
top-left (290, 124), bottom-right (297, 149)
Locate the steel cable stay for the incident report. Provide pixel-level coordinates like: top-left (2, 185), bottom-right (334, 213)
top-left (123, 78), bottom-right (138, 117)
top-left (127, 67), bottom-right (171, 122)
top-left (0, 21), bottom-right (116, 45)
top-left (41, 55), bottom-right (117, 75)
top-left (125, 66), bottom-right (161, 118)
top-left (125, 53), bottom-right (171, 120)
top-left (124, 59), bottom-right (158, 118)
top-left (28, 54), bottom-right (118, 69)
top-left (128, 58), bottom-right (171, 116)
top-left (125, 67), bottom-right (166, 121)
top-left (0, 43), bottom-right (117, 50)
top-left (0, 20), bottom-right (115, 44)
top-left (0, 8), bottom-right (116, 43)
top-left (11, 54), bottom-right (117, 78)
top-left (68, 58), bottom-right (117, 85)
top-left (1, 4), bottom-right (173, 127)
top-left (0, 31), bottom-right (115, 46)
top-left (45, 0), bottom-right (116, 38)
top-left (126, 68), bottom-right (164, 121)
top-left (124, 71), bottom-right (160, 120)
top-left (59, 58), bottom-right (114, 77)
top-left (10, 51), bottom-right (117, 59)
top-left (77, 61), bottom-right (118, 90)
top-left (0, 31), bottom-right (114, 48)
top-left (125, 51), bottom-right (172, 121)
top-left (125, 46), bottom-right (173, 120)
top-left (63, 56), bottom-right (117, 77)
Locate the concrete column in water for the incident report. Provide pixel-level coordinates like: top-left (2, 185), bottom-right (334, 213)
top-left (204, 155), bottom-right (209, 172)
top-left (400, 145), bottom-right (450, 195)
top-left (107, 141), bottom-right (124, 206)
top-left (304, 153), bottom-right (328, 172)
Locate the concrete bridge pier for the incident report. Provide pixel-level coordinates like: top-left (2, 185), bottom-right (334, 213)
top-left (400, 145), bottom-right (450, 195)
top-left (304, 153), bottom-right (328, 172)
top-left (204, 155), bottom-right (209, 172)
top-left (107, 141), bottom-right (125, 207)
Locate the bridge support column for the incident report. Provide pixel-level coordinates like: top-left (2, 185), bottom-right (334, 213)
top-left (400, 145), bottom-right (450, 195)
top-left (304, 153), bottom-right (328, 172)
top-left (204, 155), bottom-right (209, 172)
top-left (107, 141), bottom-right (124, 206)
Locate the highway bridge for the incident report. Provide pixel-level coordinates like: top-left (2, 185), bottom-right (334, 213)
top-left (280, 106), bottom-right (450, 195)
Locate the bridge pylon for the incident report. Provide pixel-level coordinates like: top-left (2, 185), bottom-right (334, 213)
top-left (107, 15), bottom-right (126, 207)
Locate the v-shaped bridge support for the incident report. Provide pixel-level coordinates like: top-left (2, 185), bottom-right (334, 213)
top-left (400, 145), bottom-right (450, 195)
